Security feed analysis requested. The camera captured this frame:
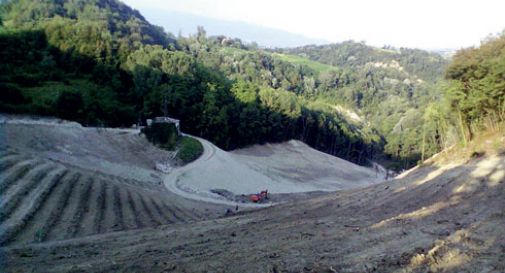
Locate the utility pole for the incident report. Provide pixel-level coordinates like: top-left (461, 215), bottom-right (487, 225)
top-left (162, 93), bottom-right (168, 117)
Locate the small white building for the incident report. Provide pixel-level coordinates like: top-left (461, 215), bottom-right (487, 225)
top-left (153, 116), bottom-right (180, 135)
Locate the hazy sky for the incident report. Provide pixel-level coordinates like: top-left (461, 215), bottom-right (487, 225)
top-left (123, 0), bottom-right (505, 49)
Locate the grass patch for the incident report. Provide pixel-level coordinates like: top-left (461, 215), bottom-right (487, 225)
top-left (141, 124), bottom-right (203, 164)
top-left (272, 53), bottom-right (339, 74)
top-left (218, 48), bottom-right (339, 75)
top-left (142, 123), bottom-right (178, 150)
top-left (177, 136), bottom-right (203, 164)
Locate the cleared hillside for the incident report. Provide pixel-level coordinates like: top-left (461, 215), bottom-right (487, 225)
top-left (0, 115), bottom-right (175, 182)
top-left (0, 152), bottom-right (211, 246)
top-left (2, 140), bottom-right (504, 272)
top-left (0, 114), bottom-right (381, 248)
top-left (0, 115), bottom-right (226, 247)
top-left (232, 140), bottom-right (382, 190)
top-left (163, 137), bottom-right (381, 207)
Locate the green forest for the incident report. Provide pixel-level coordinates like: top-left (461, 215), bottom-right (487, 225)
top-left (1, 0), bottom-right (503, 170)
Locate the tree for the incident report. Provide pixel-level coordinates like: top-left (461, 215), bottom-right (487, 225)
top-left (421, 103), bottom-right (449, 161)
top-left (445, 33), bottom-right (505, 143)
top-left (196, 26), bottom-right (206, 43)
top-left (56, 91), bottom-right (84, 121)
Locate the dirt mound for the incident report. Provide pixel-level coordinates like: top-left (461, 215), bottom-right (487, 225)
top-left (232, 140), bottom-right (383, 189)
top-left (164, 138), bottom-right (383, 207)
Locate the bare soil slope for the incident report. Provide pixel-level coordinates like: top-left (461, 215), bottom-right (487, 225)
top-left (0, 114), bottom-right (175, 182)
top-left (164, 138), bottom-right (382, 207)
top-left (2, 115), bottom-right (504, 272)
top-left (3, 150), bottom-right (504, 272)
top-left (232, 140), bottom-right (383, 190)
top-left (0, 115), bottom-right (226, 248)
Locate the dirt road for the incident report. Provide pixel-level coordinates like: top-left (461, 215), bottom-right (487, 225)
top-left (164, 136), bottom-right (382, 207)
top-left (164, 136), bottom-right (271, 208)
top-left (0, 116), bottom-right (227, 248)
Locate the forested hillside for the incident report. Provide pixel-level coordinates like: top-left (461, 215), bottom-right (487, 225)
top-left (277, 42), bottom-right (447, 81)
top-left (0, 0), bottom-right (455, 168)
top-left (271, 42), bottom-right (451, 168)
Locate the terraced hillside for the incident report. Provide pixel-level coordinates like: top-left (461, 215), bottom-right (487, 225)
top-left (0, 149), bottom-right (220, 247)
top-left (0, 116), bottom-right (227, 247)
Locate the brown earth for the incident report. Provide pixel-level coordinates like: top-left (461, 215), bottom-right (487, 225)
top-left (0, 148), bottom-right (225, 248)
top-left (2, 152), bottom-right (505, 272)
top-left (1, 116), bottom-right (504, 272)
top-left (0, 116), bottom-right (228, 251)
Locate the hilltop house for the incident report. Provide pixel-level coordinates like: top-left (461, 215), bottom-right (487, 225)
top-left (147, 116), bottom-right (180, 135)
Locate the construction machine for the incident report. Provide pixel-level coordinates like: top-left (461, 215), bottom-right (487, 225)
top-left (249, 190), bottom-right (268, 203)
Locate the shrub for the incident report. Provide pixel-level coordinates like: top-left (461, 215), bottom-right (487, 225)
top-left (0, 83), bottom-right (30, 104)
top-left (56, 91), bottom-right (83, 121)
top-left (177, 136), bottom-right (203, 163)
top-left (142, 122), bottom-right (178, 150)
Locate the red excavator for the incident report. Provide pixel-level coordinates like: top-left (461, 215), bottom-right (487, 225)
top-left (249, 190), bottom-right (268, 203)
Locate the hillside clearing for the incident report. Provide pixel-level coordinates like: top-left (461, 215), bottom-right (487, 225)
top-left (2, 145), bottom-right (504, 272)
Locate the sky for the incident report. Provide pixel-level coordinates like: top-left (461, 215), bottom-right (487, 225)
top-left (122, 0), bottom-right (505, 49)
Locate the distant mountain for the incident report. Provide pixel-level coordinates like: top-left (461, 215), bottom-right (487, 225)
top-left (428, 48), bottom-right (457, 59)
top-left (139, 9), bottom-right (329, 48)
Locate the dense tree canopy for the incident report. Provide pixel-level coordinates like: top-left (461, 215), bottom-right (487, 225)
top-left (445, 33), bottom-right (505, 144)
top-left (268, 41), bottom-right (450, 168)
top-left (0, 0), bottom-right (467, 169)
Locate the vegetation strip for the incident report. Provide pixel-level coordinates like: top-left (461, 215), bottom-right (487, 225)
top-left (150, 199), bottom-right (174, 224)
top-left (67, 177), bottom-right (94, 238)
top-left (112, 185), bottom-right (125, 231)
top-left (160, 202), bottom-right (187, 223)
top-left (93, 181), bottom-right (107, 234)
top-left (0, 162), bottom-right (33, 195)
top-left (0, 169), bottom-right (68, 246)
top-left (0, 165), bottom-right (57, 223)
top-left (126, 190), bottom-right (144, 229)
top-left (137, 193), bottom-right (162, 226)
top-left (38, 172), bottom-right (81, 242)
top-left (0, 157), bottom-right (20, 173)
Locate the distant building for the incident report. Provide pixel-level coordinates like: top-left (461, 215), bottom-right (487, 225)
top-left (153, 116), bottom-right (180, 135)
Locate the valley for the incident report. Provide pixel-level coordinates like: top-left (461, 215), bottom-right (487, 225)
top-left (1, 0), bottom-right (504, 272)
top-left (0, 114), bottom-right (381, 248)
top-left (1, 115), bottom-right (504, 272)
